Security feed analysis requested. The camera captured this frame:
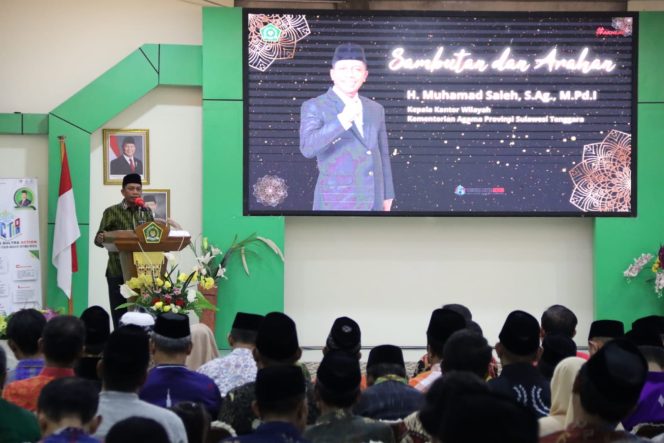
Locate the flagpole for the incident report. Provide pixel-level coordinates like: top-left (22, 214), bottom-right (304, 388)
top-left (58, 135), bottom-right (75, 315)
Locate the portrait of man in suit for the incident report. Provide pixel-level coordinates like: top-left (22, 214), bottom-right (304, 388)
top-left (109, 136), bottom-right (144, 176)
top-left (299, 43), bottom-right (395, 211)
top-left (18, 190), bottom-right (32, 207)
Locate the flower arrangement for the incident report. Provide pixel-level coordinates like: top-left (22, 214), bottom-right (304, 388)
top-left (189, 233), bottom-right (284, 287)
top-left (624, 246), bottom-right (664, 296)
top-left (0, 313), bottom-right (7, 339)
top-left (118, 233), bottom-right (284, 315)
top-left (118, 268), bottom-right (216, 316)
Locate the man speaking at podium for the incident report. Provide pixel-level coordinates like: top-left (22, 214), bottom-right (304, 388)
top-left (94, 173), bottom-right (153, 327)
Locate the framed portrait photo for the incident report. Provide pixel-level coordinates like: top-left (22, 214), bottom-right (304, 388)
top-left (142, 189), bottom-right (170, 221)
top-left (103, 129), bottom-right (150, 185)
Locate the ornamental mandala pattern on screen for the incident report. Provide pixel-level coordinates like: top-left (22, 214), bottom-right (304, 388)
top-left (253, 175), bottom-right (288, 207)
top-left (248, 14), bottom-right (311, 72)
top-left (568, 129), bottom-right (631, 212)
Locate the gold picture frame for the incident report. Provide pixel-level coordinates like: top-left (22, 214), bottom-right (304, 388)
top-left (142, 188), bottom-right (170, 221)
top-left (103, 129), bottom-right (150, 185)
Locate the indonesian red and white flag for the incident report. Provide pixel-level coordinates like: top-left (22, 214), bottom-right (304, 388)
top-left (52, 137), bottom-right (80, 298)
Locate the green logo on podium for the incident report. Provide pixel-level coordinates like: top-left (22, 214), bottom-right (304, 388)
top-left (143, 222), bottom-right (163, 244)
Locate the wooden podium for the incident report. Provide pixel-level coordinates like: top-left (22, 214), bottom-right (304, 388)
top-left (102, 221), bottom-right (191, 282)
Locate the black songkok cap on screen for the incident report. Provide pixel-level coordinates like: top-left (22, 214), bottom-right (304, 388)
top-left (427, 308), bottom-right (466, 345)
top-left (498, 310), bottom-right (540, 356)
top-left (122, 173), bottom-right (142, 188)
top-left (232, 312), bottom-right (264, 331)
top-left (80, 306), bottom-right (110, 354)
top-left (326, 316), bottom-right (361, 354)
top-left (332, 43), bottom-right (367, 65)
top-left (367, 345), bottom-right (405, 369)
top-left (153, 313), bottom-right (190, 339)
top-left (588, 319), bottom-right (625, 340)
top-left (583, 338), bottom-right (647, 403)
top-left (317, 350), bottom-right (361, 393)
top-left (255, 366), bottom-right (306, 402)
top-left (255, 312), bottom-right (299, 360)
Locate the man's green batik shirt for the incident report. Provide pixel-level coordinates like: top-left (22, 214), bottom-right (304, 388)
top-left (95, 200), bottom-right (153, 277)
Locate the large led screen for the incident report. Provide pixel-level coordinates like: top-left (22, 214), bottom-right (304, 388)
top-left (244, 11), bottom-right (636, 216)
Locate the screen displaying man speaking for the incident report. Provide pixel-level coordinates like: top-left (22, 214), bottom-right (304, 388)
top-left (299, 43), bottom-right (395, 211)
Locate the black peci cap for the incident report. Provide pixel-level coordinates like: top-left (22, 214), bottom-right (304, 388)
top-left (498, 310), bottom-right (540, 356)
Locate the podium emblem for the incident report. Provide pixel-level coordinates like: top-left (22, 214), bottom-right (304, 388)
top-left (142, 222), bottom-right (164, 244)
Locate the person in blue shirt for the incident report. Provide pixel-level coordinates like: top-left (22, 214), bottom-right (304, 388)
top-left (139, 313), bottom-right (222, 418)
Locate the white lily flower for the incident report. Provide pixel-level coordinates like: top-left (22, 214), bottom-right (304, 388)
top-left (198, 252), bottom-right (214, 265)
top-left (119, 284), bottom-right (138, 299)
top-left (217, 266), bottom-right (227, 279)
top-left (187, 289), bottom-right (198, 303)
top-left (211, 247), bottom-right (222, 256)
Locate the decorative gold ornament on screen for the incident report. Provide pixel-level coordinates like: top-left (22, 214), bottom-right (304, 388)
top-left (248, 14), bottom-right (311, 72)
top-left (569, 129), bottom-right (631, 213)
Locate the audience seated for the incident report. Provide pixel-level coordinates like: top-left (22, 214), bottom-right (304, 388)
top-left (75, 306), bottom-right (110, 389)
top-left (488, 310), bottom-right (551, 417)
top-left (105, 417), bottom-right (170, 443)
top-left (3, 315), bottom-right (85, 412)
top-left (541, 339), bottom-right (649, 443)
top-left (537, 334), bottom-right (577, 381)
top-left (304, 350), bottom-right (395, 443)
top-left (442, 329), bottom-right (493, 379)
top-left (5, 308), bottom-right (46, 383)
top-left (621, 345), bottom-right (664, 431)
top-left (354, 344), bottom-right (423, 420)
top-left (7, 303), bottom-right (664, 443)
top-left (538, 356), bottom-right (585, 437)
top-left (393, 371), bottom-right (487, 443)
top-left (409, 308), bottom-right (465, 393)
top-left (439, 390), bottom-right (538, 443)
top-left (411, 304), bottom-right (469, 378)
top-left (93, 325), bottom-right (188, 443)
top-left (185, 323), bottom-right (220, 371)
top-left (139, 313), bottom-right (221, 418)
top-left (171, 401), bottom-right (211, 443)
top-left (219, 311), bottom-right (318, 435)
top-left (588, 319), bottom-right (624, 356)
top-left (36, 377), bottom-right (101, 442)
top-left (198, 312), bottom-right (264, 397)
top-left (0, 346), bottom-right (41, 443)
top-left (222, 366), bottom-right (309, 443)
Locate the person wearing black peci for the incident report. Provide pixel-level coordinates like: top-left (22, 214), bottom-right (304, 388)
top-left (94, 173), bottom-right (153, 327)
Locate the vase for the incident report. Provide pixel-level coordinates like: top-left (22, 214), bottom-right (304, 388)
top-left (198, 285), bottom-right (218, 332)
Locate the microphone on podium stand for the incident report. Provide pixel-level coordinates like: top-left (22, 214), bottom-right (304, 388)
top-left (133, 197), bottom-right (150, 223)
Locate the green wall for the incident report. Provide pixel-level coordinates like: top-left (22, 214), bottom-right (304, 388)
top-left (202, 8), bottom-right (285, 347)
top-left (595, 13), bottom-right (664, 324)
